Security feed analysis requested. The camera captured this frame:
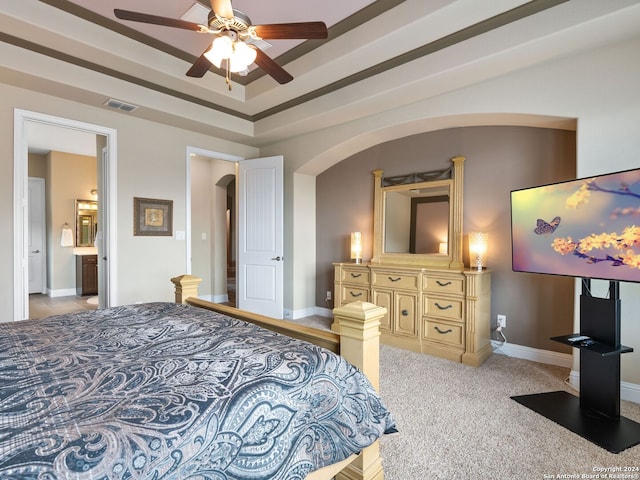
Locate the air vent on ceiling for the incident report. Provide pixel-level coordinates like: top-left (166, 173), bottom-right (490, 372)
top-left (103, 98), bottom-right (139, 112)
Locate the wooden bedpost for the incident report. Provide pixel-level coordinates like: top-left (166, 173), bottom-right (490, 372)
top-left (170, 274), bottom-right (202, 303)
top-left (333, 301), bottom-right (387, 480)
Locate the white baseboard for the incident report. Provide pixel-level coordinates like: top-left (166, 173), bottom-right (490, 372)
top-left (491, 340), bottom-right (573, 368)
top-left (48, 288), bottom-right (77, 298)
top-left (313, 306), bottom-right (333, 318)
top-left (492, 340), bottom-right (640, 404)
top-left (199, 294), bottom-right (228, 303)
top-left (283, 306), bottom-right (319, 320)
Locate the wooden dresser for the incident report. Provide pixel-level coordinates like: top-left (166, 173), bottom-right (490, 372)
top-left (336, 156), bottom-right (492, 365)
top-left (333, 262), bottom-right (491, 366)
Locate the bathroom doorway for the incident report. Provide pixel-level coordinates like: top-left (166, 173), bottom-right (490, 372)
top-left (13, 109), bottom-right (117, 321)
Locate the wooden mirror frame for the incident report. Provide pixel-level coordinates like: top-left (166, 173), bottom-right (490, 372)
top-left (372, 155), bottom-right (464, 269)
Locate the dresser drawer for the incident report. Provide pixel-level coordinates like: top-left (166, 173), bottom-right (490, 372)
top-left (423, 274), bottom-right (464, 295)
top-left (423, 296), bottom-right (463, 321)
top-left (372, 271), bottom-right (419, 290)
top-left (424, 319), bottom-right (464, 347)
top-left (82, 255), bottom-right (98, 264)
top-left (340, 285), bottom-right (369, 303)
top-left (340, 267), bottom-right (370, 285)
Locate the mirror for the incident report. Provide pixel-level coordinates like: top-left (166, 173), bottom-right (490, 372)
top-left (75, 199), bottom-right (98, 247)
top-left (373, 156), bottom-right (464, 268)
top-left (384, 188), bottom-right (449, 254)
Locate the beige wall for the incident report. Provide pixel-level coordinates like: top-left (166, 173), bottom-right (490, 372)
top-left (316, 126), bottom-right (576, 353)
top-left (0, 82), bottom-right (259, 319)
top-left (46, 151), bottom-right (96, 293)
top-left (2, 30), bottom-right (639, 387)
top-left (28, 153), bottom-right (46, 177)
top-left (190, 156), bottom-right (236, 301)
top-left (263, 34), bottom-right (640, 385)
top-left (27, 151), bottom-right (96, 295)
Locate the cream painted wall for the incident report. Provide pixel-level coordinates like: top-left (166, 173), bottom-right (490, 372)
top-left (289, 172), bottom-right (316, 318)
top-left (190, 157), bottom-right (213, 297)
top-left (1, 82), bottom-right (259, 319)
top-left (262, 34), bottom-right (640, 384)
top-left (190, 156), bottom-right (236, 302)
top-left (45, 151), bottom-right (96, 294)
top-left (2, 25), bottom-right (639, 386)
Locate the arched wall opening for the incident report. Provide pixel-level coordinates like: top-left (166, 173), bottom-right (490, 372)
top-left (312, 120), bottom-right (577, 354)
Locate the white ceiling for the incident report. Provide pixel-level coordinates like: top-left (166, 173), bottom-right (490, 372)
top-left (4, 0), bottom-right (640, 153)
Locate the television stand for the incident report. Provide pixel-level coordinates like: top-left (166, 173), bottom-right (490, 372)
top-left (512, 280), bottom-right (640, 453)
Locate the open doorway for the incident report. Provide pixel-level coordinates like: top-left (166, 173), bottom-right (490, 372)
top-left (27, 145), bottom-right (99, 319)
top-left (189, 151), bottom-right (238, 305)
top-left (186, 148), bottom-right (284, 318)
top-left (13, 109), bottom-right (117, 321)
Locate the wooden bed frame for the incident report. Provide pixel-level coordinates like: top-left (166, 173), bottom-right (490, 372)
top-left (171, 275), bottom-right (388, 480)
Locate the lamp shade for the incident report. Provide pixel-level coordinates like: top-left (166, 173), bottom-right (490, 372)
top-left (469, 232), bottom-right (488, 270)
top-left (351, 232), bottom-right (362, 263)
top-left (229, 42), bottom-right (257, 72)
top-left (204, 35), bottom-right (233, 67)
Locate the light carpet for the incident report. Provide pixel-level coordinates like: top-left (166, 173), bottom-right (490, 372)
top-left (378, 344), bottom-right (640, 479)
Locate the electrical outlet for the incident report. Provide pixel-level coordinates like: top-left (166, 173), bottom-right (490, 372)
top-left (497, 314), bottom-right (507, 329)
top-left (325, 291), bottom-right (332, 302)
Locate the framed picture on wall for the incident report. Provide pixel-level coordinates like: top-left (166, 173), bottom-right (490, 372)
top-left (133, 197), bottom-right (173, 236)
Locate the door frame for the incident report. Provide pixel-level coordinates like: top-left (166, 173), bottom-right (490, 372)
top-left (185, 148), bottom-right (284, 318)
top-left (13, 109), bottom-right (118, 320)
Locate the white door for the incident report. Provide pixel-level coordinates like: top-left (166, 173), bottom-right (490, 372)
top-left (28, 177), bottom-right (46, 294)
top-left (237, 156), bottom-right (284, 318)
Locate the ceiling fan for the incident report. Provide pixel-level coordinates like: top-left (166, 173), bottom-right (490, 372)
top-left (114, 0), bottom-right (328, 89)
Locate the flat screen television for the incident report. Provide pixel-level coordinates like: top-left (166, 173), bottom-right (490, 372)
top-left (511, 167), bottom-right (640, 283)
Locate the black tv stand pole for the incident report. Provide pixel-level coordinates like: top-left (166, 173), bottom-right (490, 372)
top-left (512, 279), bottom-right (640, 453)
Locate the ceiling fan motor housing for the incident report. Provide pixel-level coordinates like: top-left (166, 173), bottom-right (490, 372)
top-left (209, 9), bottom-right (251, 33)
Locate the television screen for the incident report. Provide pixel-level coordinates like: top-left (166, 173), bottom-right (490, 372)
top-left (511, 168), bottom-right (640, 283)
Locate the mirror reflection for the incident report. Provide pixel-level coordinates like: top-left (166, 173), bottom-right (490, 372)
top-left (75, 199), bottom-right (98, 247)
top-left (384, 186), bottom-right (449, 254)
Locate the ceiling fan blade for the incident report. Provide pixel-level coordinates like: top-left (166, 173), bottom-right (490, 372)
top-left (253, 48), bottom-right (293, 84)
top-left (114, 9), bottom-right (202, 31)
top-left (253, 22), bottom-right (328, 40)
top-left (211, 0), bottom-right (234, 19)
top-left (186, 52), bottom-right (213, 78)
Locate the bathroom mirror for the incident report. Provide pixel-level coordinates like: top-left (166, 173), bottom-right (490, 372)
top-left (75, 199), bottom-right (98, 247)
top-left (372, 156), bottom-right (464, 269)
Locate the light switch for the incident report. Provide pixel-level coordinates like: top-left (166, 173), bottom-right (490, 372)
top-left (175, 230), bottom-right (185, 240)
top-left (201, 232), bottom-right (207, 240)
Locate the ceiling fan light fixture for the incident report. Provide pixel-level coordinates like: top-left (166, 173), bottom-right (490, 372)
top-left (229, 42), bottom-right (257, 72)
top-left (204, 35), bottom-right (233, 67)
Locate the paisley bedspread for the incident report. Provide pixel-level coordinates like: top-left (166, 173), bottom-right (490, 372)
top-left (0, 302), bottom-right (395, 480)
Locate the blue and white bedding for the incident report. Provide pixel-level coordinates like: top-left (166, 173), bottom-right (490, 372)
top-left (0, 302), bottom-right (395, 480)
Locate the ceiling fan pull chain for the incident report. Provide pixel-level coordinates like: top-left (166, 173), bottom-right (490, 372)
top-left (226, 61), bottom-right (232, 91)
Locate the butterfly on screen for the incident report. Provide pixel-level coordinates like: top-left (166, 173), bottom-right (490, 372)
top-left (534, 216), bottom-right (561, 235)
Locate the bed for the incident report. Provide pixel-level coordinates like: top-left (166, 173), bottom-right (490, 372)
top-left (0, 277), bottom-right (395, 480)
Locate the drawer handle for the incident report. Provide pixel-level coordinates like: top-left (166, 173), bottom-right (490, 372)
top-left (435, 302), bottom-right (452, 310)
top-left (388, 276), bottom-right (401, 282)
top-left (349, 292), bottom-right (363, 298)
top-left (436, 280), bottom-right (452, 287)
top-left (401, 309), bottom-right (409, 316)
top-left (434, 326), bottom-right (453, 335)
top-left (350, 273), bottom-right (362, 278)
